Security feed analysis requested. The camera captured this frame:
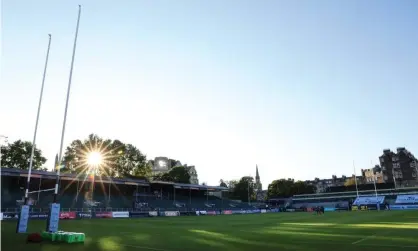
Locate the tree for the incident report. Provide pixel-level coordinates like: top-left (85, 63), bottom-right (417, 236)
top-left (152, 166), bottom-right (190, 183)
top-left (168, 166), bottom-right (190, 183)
top-left (0, 140), bottom-right (47, 170)
top-left (219, 179), bottom-right (228, 188)
top-left (62, 134), bottom-right (150, 178)
top-left (227, 180), bottom-right (238, 190)
top-left (230, 176), bottom-right (255, 202)
top-left (267, 179), bottom-right (294, 198)
top-left (267, 179), bottom-right (315, 198)
top-left (114, 143), bottom-right (150, 178)
top-left (153, 172), bottom-right (174, 182)
top-left (291, 181), bottom-right (315, 195)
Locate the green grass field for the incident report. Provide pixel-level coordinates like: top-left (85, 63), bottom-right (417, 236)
top-left (2, 211), bottom-right (418, 251)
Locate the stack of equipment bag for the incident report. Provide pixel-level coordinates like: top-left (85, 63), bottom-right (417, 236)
top-left (41, 231), bottom-right (85, 243)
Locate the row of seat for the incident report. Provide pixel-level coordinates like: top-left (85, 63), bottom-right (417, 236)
top-left (1, 188), bottom-right (254, 211)
top-left (292, 201), bottom-right (349, 209)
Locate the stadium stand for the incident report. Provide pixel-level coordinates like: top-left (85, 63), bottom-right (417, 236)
top-left (0, 168), bottom-right (233, 212)
top-left (266, 198), bottom-right (291, 208)
top-left (1, 176), bottom-right (22, 208)
top-left (3, 167), bottom-right (418, 213)
top-left (276, 187), bottom-right (418, 211)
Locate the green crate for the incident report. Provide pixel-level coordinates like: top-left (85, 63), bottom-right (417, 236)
top-left (41, 231), bottom-right (51, 241)
top-left (65, 233), bottom-right (75, 243)
top-left (76, 233), bottom-right (85, 243)
top-left (42, 231), bottom-right (85, 243)
top-left (62, 232), bottom-right (68, 243)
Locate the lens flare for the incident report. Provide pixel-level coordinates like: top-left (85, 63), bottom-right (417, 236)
top-left (87, 151), bottom-right (102, 166)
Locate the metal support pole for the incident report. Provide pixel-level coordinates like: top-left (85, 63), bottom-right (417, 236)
top-left (372, 161), bottom-right (379, 210)
top-left (353, 161), bottom-right (359, 197)
top-left (37, 176), bottom-right (42, 202)
top-left (76, 179), bottom-right (79, 202)
top-left (25, 34), bottom-right (52, 204)
top-left (54, 5), bottom-right (82, 202)
top-left (108, 183), bottom-right (111, 202)
top-left (91, 175), bottom-right (95, 202)
top-left (371, 161), bottom-right (378, 198)
top-left (221, 189), bottom-right (223, 208)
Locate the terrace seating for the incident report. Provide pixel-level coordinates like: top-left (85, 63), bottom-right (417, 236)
top-left (1, 178), bottom-right (23, 210)
top-left (1, 190), bottom-right (21, 209)
top-left (148, 199), bottom-right (175, 209)
top-left (292, 202), bottom-right (342, 209)
top-left (1, 174), bottom-right (255, 212)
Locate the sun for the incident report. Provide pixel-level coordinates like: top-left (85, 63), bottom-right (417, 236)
top-left (87, 151), bottom-right (103, 166)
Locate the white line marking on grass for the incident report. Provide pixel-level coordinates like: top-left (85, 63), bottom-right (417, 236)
top-left (122, 239), bottom-right (418, 250)
top-left (351, 234), bottom-right (376, 244)
top-left (122, 244), bottom-right (173, 251)
top-left (296, 240), bottom-right (418, 249)
top-left (239, 230), bottom-right (418, 249)
top-left (357, 243), bottom-right (418, 249)
top-left (352, 230), bottom-right (393, 245)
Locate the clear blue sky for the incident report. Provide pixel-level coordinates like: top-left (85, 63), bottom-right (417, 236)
top-left (1, 0), bottom-right (417, 188)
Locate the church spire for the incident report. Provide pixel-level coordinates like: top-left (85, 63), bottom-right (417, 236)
top-left (255, 165), bottom-right (262, 191)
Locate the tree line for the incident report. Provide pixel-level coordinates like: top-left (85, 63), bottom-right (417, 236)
top-left (218, 177), bottom-right (317, 202)
top-left (2, 134), bottom-right (359, 200)
top-left (0, 134), bottom-right (190, 183)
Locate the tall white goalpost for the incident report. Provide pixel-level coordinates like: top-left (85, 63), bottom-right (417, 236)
top-left (46, 5), bottom-right (82, 233)
top-left (16, 34), bottom-right (52, 233)
top-left (16, 5), bottom-right (82, 234)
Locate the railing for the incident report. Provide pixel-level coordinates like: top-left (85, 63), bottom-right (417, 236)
top-left (1, 207), bottom-right (133, 213)
top-left (292, 190), bottom-right (418, 201)
top-left (293, 186), bottom-right (418, 198)
top-left (1, 206), bottom-right (257, 213)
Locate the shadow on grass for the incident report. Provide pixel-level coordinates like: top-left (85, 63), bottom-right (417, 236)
top-left (1, 237), bottom-right (98, 251)
top-left (188, 229), bottom-right (326, 251)
top-left (183, 235), bottom-right (316, 251)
